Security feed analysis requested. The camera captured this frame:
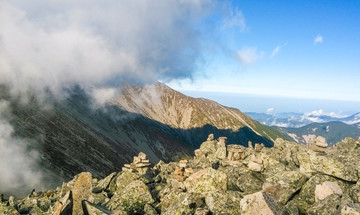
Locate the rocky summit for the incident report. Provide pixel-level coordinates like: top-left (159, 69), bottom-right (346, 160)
top-left (2, 135), bottom-right (360, 214)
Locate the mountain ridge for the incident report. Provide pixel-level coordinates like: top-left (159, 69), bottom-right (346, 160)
top-left (0, 83), bottom-right (288, 196)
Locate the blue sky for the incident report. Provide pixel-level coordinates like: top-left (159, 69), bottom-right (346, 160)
top-left (167, 0), bottom-right (360, 111)
top-left (1, 1), bottom-right (359, 113)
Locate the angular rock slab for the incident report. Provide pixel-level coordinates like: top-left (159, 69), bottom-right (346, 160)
top-left (240, 191), bottom-right (281, 215)
top-left (263, 170), bottom-right (307, 205)
top-left (341, 203), bottom-right (360, 215)
top-left (106, 180), bottom-right (154, 213)
top-left (315, 181), bottom-right (343, 202)
top-left (184, 168), bottom-right (227, 194)
top-left (73, 172), bottom-right (93, 215)
top-left (310, 154), bottom-right (358, 182)
top-left (83, 200), bottom-right (112, 215)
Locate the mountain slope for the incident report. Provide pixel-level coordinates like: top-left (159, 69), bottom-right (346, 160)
top-left (114, 83), bottom-right (289, 147)
top-left (1, 87), bottom-right (191, 190)
top-left (275, 121), bottom-right (360, 145)
top-left (0, 83), bottom-right (288, 195)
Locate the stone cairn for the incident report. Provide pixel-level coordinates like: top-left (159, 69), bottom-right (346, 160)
top-left (173, 159), bottom-right (194, 181)
top-left (308, 136), bottom-right (328, 152)
top-left (227, 145), bottom-right (245, 161)
top-left (195, 134), bottom-right (248, 165)
top-left (122, 152), bottom-right (151, 174)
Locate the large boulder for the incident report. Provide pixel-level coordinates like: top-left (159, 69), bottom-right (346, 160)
top-left (240, 191), bottom-right (281, 215)
top-left (83, 201), bottom-right (113, 215)
top-left (307, 194), bottom-right (341, 215)
top-left (310, 154), bottom-right (358, 182)
top-left (262, 170), bottom-right (307, 204)
top-left (162, 192), bottom-right (204, 215)
top-left (199, 135), bottom-right (217, 156)
top-left (205, 191), bottom-right (242, 214)
top-left (341, 203), bottom-right (360, 215)
top-left (72, 172), bottom-right (93, 215)
top-left (184, 168), bottom-right (227, 194)
top-left (315, 181), bottom-right (343, 202)
top-left (296, 174), bottom-right (347, 213)
top-left (93, 172), bottom-right (117, 193)
top-left (106, 180), bottom-right (154, 213)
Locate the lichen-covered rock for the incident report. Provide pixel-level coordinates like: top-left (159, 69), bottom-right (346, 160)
top-left (93, 172), bottom-right (117, 193)
top-left (341, 203), bottom-right (360, 215)
top-left (298, 174), bottom-right (345, 205)
top-left (144, 204), bottom-right (158, 215)
top-left (162, 192), bottom-right (203, 215)
top-left (199, 138), bottom-right (216, 156)
top-left (248, 155), bottom-right (264, 172)
top-left (350, 183), bottom-right (360, 203)
top-left (184, 168), bottom-right (227, 194)
top-left (0, 204), bottom-right (19, 215)
top-left (5, 135), bottom-right (360, 215)
top-left (263, 170), bottom-right (307, 204)
top-left (205, 191), bottom-right (242, 214)
top-left (297, 152), bottom-right (316, 176)
top-left (310, 153), bottom-right (358, 181)
top-left (115, 171), bottom-right (139, 192)
top-left (106, 180), bottom-right (154, 213)
top-left (83, 200), bottom-right (112, 215)
top-left (72, 172), bottom-right (93, 215)
top-left (240, 191), bottom-right (281, 215)
top-left (215, 146), bottom-right (227, 159)
top-left (235, 171), bottom-right (264, 195)
top-left (307, 194), bottom-right (341, 215)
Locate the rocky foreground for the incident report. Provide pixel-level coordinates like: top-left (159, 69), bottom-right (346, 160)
top-left (2, 135), bottom-right (360, 214)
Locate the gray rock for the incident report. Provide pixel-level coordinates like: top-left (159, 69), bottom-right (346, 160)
top-left (83, 201), bottom-right (112, 215)
top-left (72, 172), bottom-right (93, 215)
top-left (240, 191), bottom-right (281, 215)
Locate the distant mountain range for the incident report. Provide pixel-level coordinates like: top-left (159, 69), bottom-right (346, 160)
top-left (246, 111), bottom-right (360, 128)
top-left (0, 83), bottom-right (288, 192)
top-left (246, 111), bottom-right (360, 145)
top-left (275, 121), bottom-right (360, 146)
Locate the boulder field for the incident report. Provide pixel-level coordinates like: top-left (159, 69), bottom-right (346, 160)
top-left (2, 135), bottom-right (360, 214)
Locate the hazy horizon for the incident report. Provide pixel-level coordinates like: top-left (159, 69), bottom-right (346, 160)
top-left (180, 90), bottom-right (360, 115)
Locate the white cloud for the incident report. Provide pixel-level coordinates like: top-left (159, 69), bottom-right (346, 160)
top-left (222, 8), bottom-right (246, 32)
top-left (305, 109), bottom-right (347, 118)
top-left (90, 87), bottom-right (119, 107)
top-left (0, 101), bottom-right (44, 196)
top-left (270, 46), bottom-right (281, 58)
top-left (0, 0), bottom-right (215, 98)
top-left (266, 107), bottom-right (275, 114)
top-left (236, 47), bottom-right (264, 65)
top-left (270, 42), bottom-right (288, 58)
top-left (314, 35), bottom-right (323, 44)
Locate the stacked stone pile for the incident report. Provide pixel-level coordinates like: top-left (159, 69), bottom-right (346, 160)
top-left (122, 152), bottom-right (151, 174)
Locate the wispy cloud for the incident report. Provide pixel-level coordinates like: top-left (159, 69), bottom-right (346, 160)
top-left (271, 46), bottom-right (281, 58)
top-left (222, 8), bottom-right (246, 32)
top-left (314, 34), bottom-right (323, 44)
top-left (236, 47), bottom-right (264, 65)
top-left (266, 107), bottom-right (275, 114)
top-left (270, 42), bottom-right (288, 58)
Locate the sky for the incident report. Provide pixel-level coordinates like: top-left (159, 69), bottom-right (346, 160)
top-left (1, 0), bottom-right (359, 112)
top-left (167, 0), bottom-right (360, 113)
